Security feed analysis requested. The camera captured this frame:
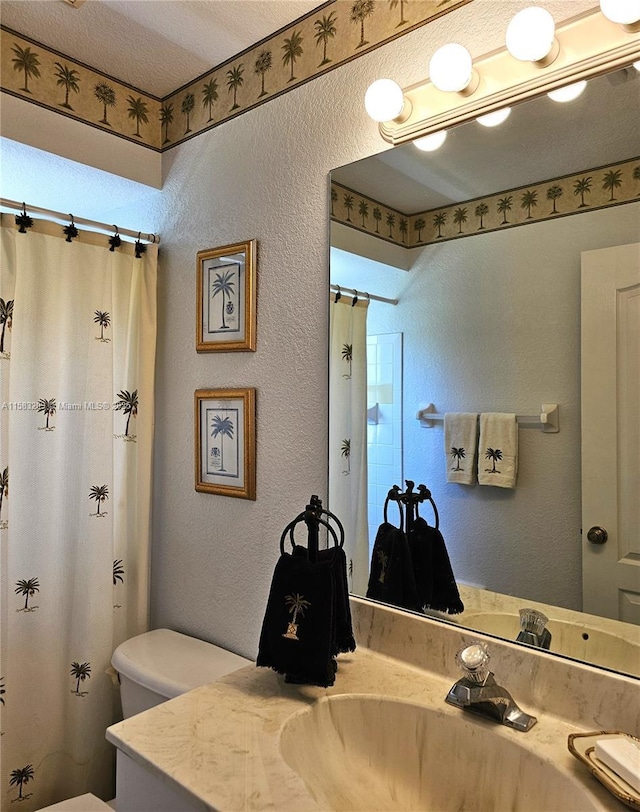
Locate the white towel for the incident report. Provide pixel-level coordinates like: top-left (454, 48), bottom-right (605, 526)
top-left (478, 413), bottom-right (518, 488)
top-left (444, 413), bottom-right (478, 485)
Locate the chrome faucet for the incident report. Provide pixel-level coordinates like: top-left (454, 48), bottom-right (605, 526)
top-left (445, 642), bottom-right (537, 732)
top-left (516, 608), bottom-right (552, 650)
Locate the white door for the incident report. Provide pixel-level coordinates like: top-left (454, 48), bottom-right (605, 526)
top-left (581, 242), bottom-right (640, 623)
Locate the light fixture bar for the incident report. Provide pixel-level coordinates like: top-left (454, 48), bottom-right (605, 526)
top-left (379, 8), bottom-right (640, 145)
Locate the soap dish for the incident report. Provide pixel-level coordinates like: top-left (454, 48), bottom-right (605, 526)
top-left (568, 731), bottom-right (640, 810)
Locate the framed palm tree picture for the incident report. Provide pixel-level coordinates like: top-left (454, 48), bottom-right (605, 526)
top-left (195, 388), bottom-right (256, 499)
top-left (196, 240), bottom-right (257, 352)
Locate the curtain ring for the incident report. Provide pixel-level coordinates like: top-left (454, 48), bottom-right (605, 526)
top-left (109, 226), bottom-right (122, 252)
top-left (351, 289), bottom-right (359, 307)
top-left (63, 214), bottom-right (78, 242)
top-left (15, 203), bottom-right (33, 234)
top-left (134, 231), bottom-right (147, 259)
top-left (334, 285), bottom-right (341, 303)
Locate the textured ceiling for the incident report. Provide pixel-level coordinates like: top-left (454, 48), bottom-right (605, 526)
top-left (0, 0), bottom-right (324, 97)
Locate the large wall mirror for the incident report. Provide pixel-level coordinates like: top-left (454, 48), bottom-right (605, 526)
top-left (329, 62), bottom-right (640, 678)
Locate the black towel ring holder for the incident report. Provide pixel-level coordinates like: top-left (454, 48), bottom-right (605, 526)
top-left (383, 485), bottom-right (405, 531)
top-left (283, 505), bottom-right (344, 547)
top-left (280, 513), bottom-right (340, 556)
top-left (383, 482), bottom-right (439, 531)
top-left (415, 485), bottom-right (440, 531)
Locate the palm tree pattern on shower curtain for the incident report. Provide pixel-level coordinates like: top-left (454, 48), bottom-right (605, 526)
top-left (1, 222), bottom-right (156, 808)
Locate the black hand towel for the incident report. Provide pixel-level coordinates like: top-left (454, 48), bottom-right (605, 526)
top-left (409, 516), bottom-right (464, 614)
top-left (366, 522), bottom-right (421, 612)
top-left (319, 546), bottom-right (356, 655)
top-left (256, 547), bottom-right (336, 687)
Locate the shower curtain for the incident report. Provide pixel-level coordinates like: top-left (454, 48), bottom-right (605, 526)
top-left (0, 214), bottom-right (157, 809)
top-left (329, 295), bottom-right (369, 597)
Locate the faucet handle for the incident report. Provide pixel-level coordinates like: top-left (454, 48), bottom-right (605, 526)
top-left (519, 608), bottom-right (548, 635)
top-left (455, 642), bottom-right (490, 684)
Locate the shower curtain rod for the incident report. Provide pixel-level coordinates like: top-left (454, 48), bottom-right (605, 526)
top-left (0, 198), bottom-right (160, 244)
top-left (330, 283), bottom-right (397, 306)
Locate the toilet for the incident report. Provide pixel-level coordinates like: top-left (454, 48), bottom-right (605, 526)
top-left (37, 629), bottom-right (253, 811)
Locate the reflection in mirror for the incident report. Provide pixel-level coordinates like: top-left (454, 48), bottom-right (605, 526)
top-left (329, 66), bottom-right (640, 678)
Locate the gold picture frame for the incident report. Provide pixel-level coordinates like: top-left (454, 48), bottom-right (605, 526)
top-left (196, 240), bottom-right (257, 352)
top-left (194, 388), bottom-right (256, 500)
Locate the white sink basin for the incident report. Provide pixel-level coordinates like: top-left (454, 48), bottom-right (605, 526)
top-left (461, 612), bottom-right (640, 676)
top-left (279, 694), bottom-right (600, 811)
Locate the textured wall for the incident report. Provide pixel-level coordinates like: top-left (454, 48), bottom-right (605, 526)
top-left (148, 0), bottom-right (596, 658)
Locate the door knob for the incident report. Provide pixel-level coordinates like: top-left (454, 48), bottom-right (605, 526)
top-left (587, 526), bottom-right (608, 545)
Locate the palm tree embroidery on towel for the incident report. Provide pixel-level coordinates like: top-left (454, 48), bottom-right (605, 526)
top-left (114, 389), bottom-right (138, 441)
top-left (15, 577), bottom-right (39, 612)
top-left (451, 447), bottom-right (466, 471)
top-left (282, 593), bottom-right (311, 641)
top-left (485, 447), bottom-right (503, 473)
top-left (70, 662), bottom-right (91, 696)
top-left (377, 549), bottom-right (389, 583)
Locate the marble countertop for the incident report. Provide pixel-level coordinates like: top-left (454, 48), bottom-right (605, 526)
top-left (106, 645), bottom-right (621, 812)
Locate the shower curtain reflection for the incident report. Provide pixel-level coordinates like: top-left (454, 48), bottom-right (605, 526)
top-left (329, 295), bottom-right (368, 596)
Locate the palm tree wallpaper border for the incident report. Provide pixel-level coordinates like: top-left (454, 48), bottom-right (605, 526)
top-left (1, 2), bottom-right (472, 152)
top-left (194, 387), bottom-right (256, 501)
top-left (3, 28), bottom-right (163, 150)
top-left (331, 156), bottom-right (640, 250)
top-left (196, 240), bottom-right (257, 353)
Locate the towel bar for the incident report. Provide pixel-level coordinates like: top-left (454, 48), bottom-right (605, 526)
top-left (416, 403), bottom-right (559, 433)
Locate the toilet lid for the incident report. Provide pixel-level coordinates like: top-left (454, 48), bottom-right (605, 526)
top-left (112, 628), bottom-right (253, 698)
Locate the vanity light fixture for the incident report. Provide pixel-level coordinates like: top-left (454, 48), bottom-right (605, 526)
top-left (505, 7), bottom-right (559, 66)
top-left (477, 107), bottom-right (511, 127)
top-left (599, 0), bottom-right (640, 31)
top-left (413, 131), bottom-right (447, 151)
top-left (428, 43), bottom-right (479, 95)
top-left (364, 78), bottom-right (409, 122)
top-left (375, 8), bottom-right (640, 147)
top-left (547, 80), bottom-right (587, 102)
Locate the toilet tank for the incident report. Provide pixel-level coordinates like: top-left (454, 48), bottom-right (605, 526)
top-left (112, 628), bottom-right (253, 718)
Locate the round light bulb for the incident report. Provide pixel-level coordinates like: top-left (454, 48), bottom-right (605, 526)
top-left (413, 131), bottom-right (447, 152)
top-left (364, 79), bottom-right (405, 122)
top-left (477, 107), bottom-right (511, 127)
top-left (547, 80), bottom-right (587, 103)
top-left (429, 43), bottom-right (474, 92)
top-left (506, 7), bottom-right (556, 62)
top-left (600, 0), bottom-right (640, 25)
